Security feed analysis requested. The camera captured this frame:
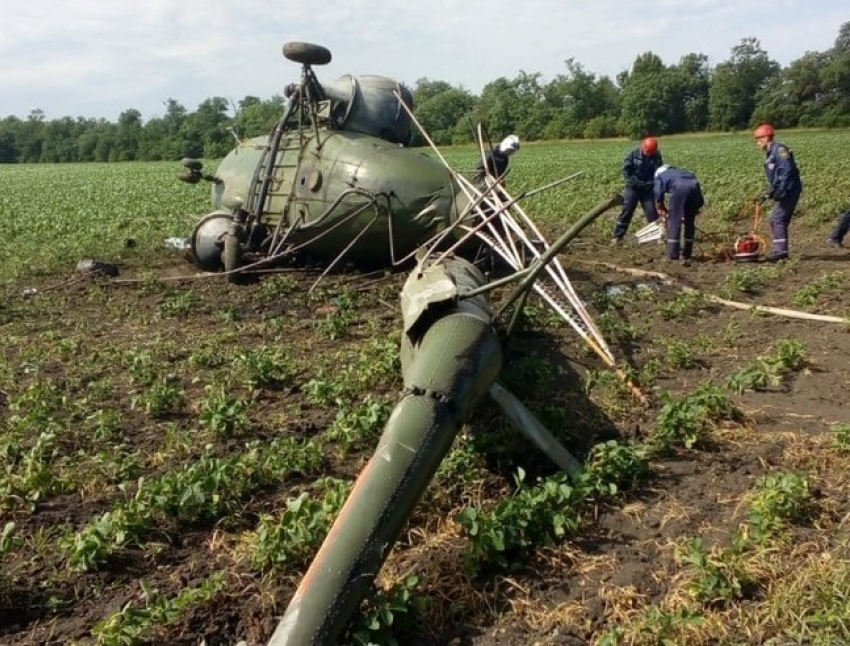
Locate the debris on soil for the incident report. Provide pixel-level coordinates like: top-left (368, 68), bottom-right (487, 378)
top-left (75, 259), bottom-right (120, 277)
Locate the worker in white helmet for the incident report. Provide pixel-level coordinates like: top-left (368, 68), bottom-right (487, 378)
top-left (474, 134), bottom-right (520, 188)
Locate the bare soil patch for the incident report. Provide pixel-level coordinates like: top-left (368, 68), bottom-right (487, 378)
top-left (2, 229), bottom-right (849, 645)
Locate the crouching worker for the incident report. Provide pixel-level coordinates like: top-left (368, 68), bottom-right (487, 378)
top-left (653, 165), bottom-right (705, 265)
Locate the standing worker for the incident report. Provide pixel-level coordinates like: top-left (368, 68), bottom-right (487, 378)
top-left (754, 124), bottom-right (802, 262)
top-left (611, 137), bottom-right (664, 244)
top-left (474, 134), bottom-right (520, 189)
top-left (654, 164), bottom-right (705, 265)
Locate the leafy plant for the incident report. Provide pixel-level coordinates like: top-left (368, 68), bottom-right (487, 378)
top-left (317, 291), bottom-right (358, 340)
top-left (658, 291), bottom-right (712, 321)
top-left (158, 289), bottom-right (197, 319)
top-left (459, 444), bottom-right (649, 573)
top-left (235, 346), bottom-right (294, 390)
top-left (91, 571), bottom-right (226, 645)
top-left (0, 432), bottom-right (70, 509)
top-left (326, 396), bottom-right (393, 453)
top-left (132, 374), bottom-right (184, 417)
top-left (249, 478), bottom-right (350, 571)
top-left (726, 339), bottom-right (808, 394)
top-left (659, 338), bottom-right (698, 369)
top-left (651, 384), bottom-right (743, 451)
top-left (772, 338), bottom-right (808, 372)
top-left (579, 440), bottom-right (650, 498)
top-left (726, 359), bottom-right (783, 394)
top-left (125, 349), bottom-right (156, 386)
top-left (65, 438), bottom-right (324, 570)
top-left (458, 468), bottom-right (582, 572)
top-left (260, 274), bottom-right (298, 299)
top-left (833, 423), bottom-right (850, 454)
top-left (348, 576), bottom-right (427, 646)
top-left (676, 536), bottom-right (753, 605)
top-left (0, 522), bottom-right (19, 555)
top-left (793, 273), bottom-right (844, 307)
top-left (198, 384), bottom-right (249, 436)
top-left (597, 312), bottom-right (642, 345)
top-left (722, 267), bottom-right (770, 295)
top-left (748, 471), bottom-right (813, 541)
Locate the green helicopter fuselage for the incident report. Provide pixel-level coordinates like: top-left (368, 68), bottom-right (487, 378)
top-left (212, 130), bottom-right (468, 265)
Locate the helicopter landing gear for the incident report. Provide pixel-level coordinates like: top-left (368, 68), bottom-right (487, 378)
top-left (222, 207), bottom-right (249, 283)
top-left (282, 42), bottom-right (332, 66)
top-left (222, 231), bottom-right (242, 281)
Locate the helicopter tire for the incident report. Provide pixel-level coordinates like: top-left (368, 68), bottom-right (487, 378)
top-left (222, 232), bottom-right (242, 283)
top-left (282, 42), bottom-right (332, 66)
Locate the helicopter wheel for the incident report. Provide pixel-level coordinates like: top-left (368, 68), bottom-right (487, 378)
top-left (222, 232), bottom-right (243, 283)
top-left (282, 42), bottom-right (332, 66)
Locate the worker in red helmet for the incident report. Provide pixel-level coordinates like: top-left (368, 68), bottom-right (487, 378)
top-left (611, 137), bottom-right (664, 244)
top-left (754, 123), bottom-right (802, 262)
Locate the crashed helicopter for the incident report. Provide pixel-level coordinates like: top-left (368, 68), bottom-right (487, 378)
top-left (179, 41), bottom-right (470, 280)
top-left (175, 41), bottom-right (634, 646)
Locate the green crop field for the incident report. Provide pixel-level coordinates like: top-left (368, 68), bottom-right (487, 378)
top-left (1, 129), bottom-right (848, 286)
top-left (2, 130), bottom-right (850, 645)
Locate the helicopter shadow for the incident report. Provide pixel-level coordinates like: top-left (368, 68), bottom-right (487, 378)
top-left (464, 265), bottom-right (626, 481)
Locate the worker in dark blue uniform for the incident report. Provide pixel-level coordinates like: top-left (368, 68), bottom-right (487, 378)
top-left (654, 165), bottom-right (705, 264)
top-left (827, 208), bottom-right (850, 248)
top-left (474, 134), bottom-right (520, 188)
top-left (612, 137), bottom-right (664, 244)
top-left (754, 124), bottom-right (802, 262)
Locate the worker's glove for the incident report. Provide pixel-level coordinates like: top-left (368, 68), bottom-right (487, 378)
top-left (656, 203), bottom-right (668, 218)
top-left (757, 192), bottom-right (771, 205)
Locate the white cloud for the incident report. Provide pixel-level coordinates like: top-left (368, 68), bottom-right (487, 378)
top-left (0, 0), bottom-right (845, 121)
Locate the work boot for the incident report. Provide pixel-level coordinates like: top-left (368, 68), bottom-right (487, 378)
top-left (610, 237), bottom-right (623, 246)
top-left (765, 252), bottom-right (788, 263)
top-left (681, 258), bottom-right (692, 267)
top-left (826, 238), bottom-right (844, 249)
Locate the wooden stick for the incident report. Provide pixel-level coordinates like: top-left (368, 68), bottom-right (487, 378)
top-left (584, 261), bottom-right (848, 324)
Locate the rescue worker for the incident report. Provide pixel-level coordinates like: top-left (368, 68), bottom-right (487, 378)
top-left (611, 137), bottom-right (664, 244)
top-left (827, 208), bottom-right (850, 248)
top-left (474, 134), bottom-right (520, 188)
top-left (654, 164), bottom-right (705, 265)
top-left (754, 123), bottom-right (802, 262)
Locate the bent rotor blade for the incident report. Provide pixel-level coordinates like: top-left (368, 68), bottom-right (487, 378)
top-left (395, 97), bottom-right (615, 366)
top-left (435, 169), bottom-right (615, 366)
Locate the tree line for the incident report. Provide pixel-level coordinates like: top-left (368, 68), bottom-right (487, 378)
top-left (2, 23), bottom-right (849, 164)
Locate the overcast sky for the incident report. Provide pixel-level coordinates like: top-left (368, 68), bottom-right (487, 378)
top-left (1, 1), bottom-right (845, 122)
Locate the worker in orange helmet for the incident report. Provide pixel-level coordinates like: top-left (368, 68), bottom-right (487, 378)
top-left (753, 123), bottom-right (802, 262)
top-left (611, 137), bottom-right (664, 244)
